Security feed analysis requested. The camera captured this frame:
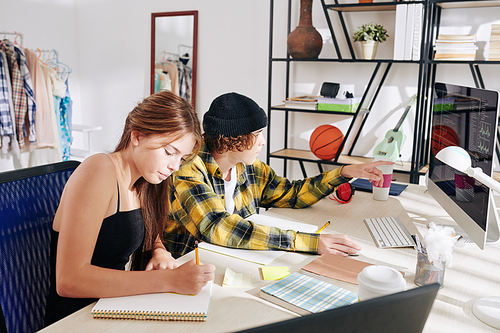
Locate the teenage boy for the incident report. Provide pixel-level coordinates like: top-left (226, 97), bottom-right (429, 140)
top-left (164, 92), bottom-right (392, 258)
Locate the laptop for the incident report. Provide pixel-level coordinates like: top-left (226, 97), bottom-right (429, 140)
top-left (236, 283), bottom-right (439, 333)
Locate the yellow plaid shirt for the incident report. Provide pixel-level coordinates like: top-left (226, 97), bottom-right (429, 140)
top-left (164, 145), bottom-right (350, 258)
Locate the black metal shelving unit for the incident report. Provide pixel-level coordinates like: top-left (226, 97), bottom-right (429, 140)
top-left (416, 0), bottom-right (500, 182)
top-left (267, 0), bottom-right (429, 182)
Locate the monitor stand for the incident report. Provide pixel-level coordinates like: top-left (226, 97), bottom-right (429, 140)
top-left (486, 192), bottom-right (500, 244)
top-left (472, 193), bottom-right (500, 329)
top-left (444, 193), bottom-right (500, 246)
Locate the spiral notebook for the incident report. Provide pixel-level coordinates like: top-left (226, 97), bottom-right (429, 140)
top-left (91, 281), bottom-right (212, 321)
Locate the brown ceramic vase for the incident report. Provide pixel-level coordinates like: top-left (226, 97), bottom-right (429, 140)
top-left (287, 0), bottom-right (323, 59)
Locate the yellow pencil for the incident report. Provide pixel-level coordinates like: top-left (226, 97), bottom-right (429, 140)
top-left (316, 221), bottom-right (330, 234)
top-left (195, 240), bottom-right (200, 265)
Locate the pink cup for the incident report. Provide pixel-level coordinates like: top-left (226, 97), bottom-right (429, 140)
top-left (373, 163), bottom-right (393, 201)
top-left (455, 173), bottom-right (475, 202)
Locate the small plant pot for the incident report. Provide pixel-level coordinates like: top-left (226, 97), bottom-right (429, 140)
top-left (361, 40), bottom-right (379, 60)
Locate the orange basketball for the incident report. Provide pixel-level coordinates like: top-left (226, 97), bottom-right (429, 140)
top-left (431, 125), bottom-right (459, 156)
top-left (309, 125), bottom-right (344, 160)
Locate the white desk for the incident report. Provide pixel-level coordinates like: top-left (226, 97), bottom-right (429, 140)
top-left (38, 184), bottom-right (500, 332)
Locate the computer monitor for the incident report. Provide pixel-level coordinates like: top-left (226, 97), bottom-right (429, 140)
top-left (236, 284), bottom-right (440, 333)
top-left (427, 82), bottom-right (500, 249)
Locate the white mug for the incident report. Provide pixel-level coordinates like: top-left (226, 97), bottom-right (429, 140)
top-left (357, 265), bottom-right (406, 301)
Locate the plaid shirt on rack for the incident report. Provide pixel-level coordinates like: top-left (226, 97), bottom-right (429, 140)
top-left (164, 144), bottom-right (350, 258)
top-left (0, 40), bottom-right (27, 149)
top-left (14, 45), bottom-right (36, 143)
top-left (0, 51), bottom-right (13, 139)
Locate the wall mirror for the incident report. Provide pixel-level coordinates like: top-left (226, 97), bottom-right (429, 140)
top-left (151, 11), bottom-right (198, 109)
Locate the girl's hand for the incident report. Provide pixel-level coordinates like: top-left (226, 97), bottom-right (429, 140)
top-left (145, 247), bottom-right (179, 270)
top-left (168, 260), bottom-right (216, 295)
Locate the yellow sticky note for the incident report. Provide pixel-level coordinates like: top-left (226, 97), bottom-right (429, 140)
top-left (223, 268), bottom-right (252, 288)
top-left (261, 266), bottom-right (290, 280)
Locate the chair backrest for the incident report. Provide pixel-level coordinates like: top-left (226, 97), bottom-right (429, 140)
top-left (0, 161), bottom-right (80, 333)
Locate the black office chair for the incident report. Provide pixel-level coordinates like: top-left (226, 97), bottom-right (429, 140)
top-left (0, 161), bottom-right (80, 333)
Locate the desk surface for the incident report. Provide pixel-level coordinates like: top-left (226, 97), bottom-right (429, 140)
top-left (38, 184), bottom-right (500, 333)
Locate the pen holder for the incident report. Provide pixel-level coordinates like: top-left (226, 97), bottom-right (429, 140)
top-left (414, 252), bottom-right (445, 289)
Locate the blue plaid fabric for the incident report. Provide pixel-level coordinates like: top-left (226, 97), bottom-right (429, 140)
top-left (0, 51), bottom-right (13, 139)
top-left (14, 45), bottom-right (36, 143)
top-left (260, 272), bottom-right (358, 314)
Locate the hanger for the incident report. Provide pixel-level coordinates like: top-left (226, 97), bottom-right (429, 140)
top-left (47, 48), bottom-right (72, 81)
top-left (159, 50), bottom-right (180, 64)
top-left (13, 31), bottom-right (19, 46)
top-left (36, 48), bottom-right (48, 66)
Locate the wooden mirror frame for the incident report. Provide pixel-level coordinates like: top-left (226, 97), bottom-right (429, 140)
top-left (151, 11), bottom-right (198, 109)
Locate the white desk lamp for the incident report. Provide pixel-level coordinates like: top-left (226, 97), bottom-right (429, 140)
top-left (435, 146), bottom-right (500, 329)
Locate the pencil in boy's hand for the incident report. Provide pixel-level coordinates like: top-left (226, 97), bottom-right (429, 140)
top-left (316, 221), bottom-right (330, 234)
top-left (195, 240), bottom-right (199, 265)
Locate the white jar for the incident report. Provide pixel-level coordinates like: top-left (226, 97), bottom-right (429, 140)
top-left (357, 265), bottom-right (406, 301)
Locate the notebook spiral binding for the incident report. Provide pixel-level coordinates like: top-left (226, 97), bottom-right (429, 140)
top-left (92, 311), bottom-right (207, 321)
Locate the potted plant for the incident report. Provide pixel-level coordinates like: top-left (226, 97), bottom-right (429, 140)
top-left (353, 23), bottom-right (389, 59)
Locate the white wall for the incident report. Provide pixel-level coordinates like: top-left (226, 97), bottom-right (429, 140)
top-left (0, 0), bottom-right (499, 179)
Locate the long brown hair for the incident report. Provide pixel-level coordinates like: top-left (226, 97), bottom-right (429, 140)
top-left (114, 91), bottom-right (201, 262)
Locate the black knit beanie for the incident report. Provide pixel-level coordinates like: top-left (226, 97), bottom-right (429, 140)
top-left (203, 92), bottom-right (268, 138)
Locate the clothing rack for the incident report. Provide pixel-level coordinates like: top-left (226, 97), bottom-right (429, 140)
top-left (0, 31), bottom-right (23, 46)
top-left (31, 49), bottom-right (59, 62)
top-left (178, 44), bottom-right (193, 54)
top-left (160, 50), bottom-right (179, 57)
top-left (0, 31), bottom-right (74, 163)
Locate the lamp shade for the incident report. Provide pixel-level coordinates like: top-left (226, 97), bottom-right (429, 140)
top-left (435, 146), bottom-right (471, 173)
top-left (435, 146), bottom-right (500, 194)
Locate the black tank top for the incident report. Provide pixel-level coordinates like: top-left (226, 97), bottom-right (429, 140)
top-left (44, 185), bottom-right (145, 326)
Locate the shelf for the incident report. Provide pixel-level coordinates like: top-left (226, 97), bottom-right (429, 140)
top-left (267, 0), bottom-right (433, 183)
top-left (326, 3), bottom-right (396, 12)
top-left (433, 0), bottom-right (500, 9)
top-left (429, 60), bottom-right (500, 64)
top-left (72, 124), bottom-right (102, 132)
top-left (271, 105), bottom-right (369, 116)
top-left (71, 124), bottom-right (102, 159)
top-left (325, 1), bottom-right (424, 12)
top-left (494, 172), bottom-right (500, 182)
top-left (269, 149), bottom-right (418, 174)
top-left (271, 58), bottom-right (420, 63)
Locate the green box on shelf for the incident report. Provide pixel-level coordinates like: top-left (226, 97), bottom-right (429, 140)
top-left (317, 97), bottom-right (361, 113)
top-left (432, 97), bottom-right (454, 112)
top-left (317, 102), bottom-right (360, 112)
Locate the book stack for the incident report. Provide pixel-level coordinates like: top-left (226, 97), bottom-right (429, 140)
top-left (393, 3), bottom-right (424, 61)
top-left (317, 96), bottom-right (362, 113)
top-left (433, 34), bottom-right (477, 61)
top-left (283, 96), bottom-right (318, 110)
top-left (488, 24), bottom-right (500, 61)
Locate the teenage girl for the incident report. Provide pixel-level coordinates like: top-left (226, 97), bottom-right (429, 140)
top-left (44, 91), bottom-right (215, 326)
